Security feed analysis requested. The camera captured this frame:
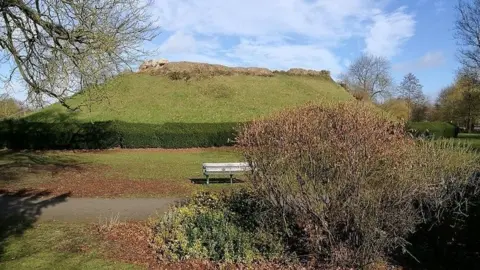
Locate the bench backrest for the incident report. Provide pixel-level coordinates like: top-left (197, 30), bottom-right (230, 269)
top-left (203, 162), bottom-right (251, 173)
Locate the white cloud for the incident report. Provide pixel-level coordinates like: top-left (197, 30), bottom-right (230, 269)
top-left (364, 7), bottom-right (416, 58)
top-left (153, 0), bottom-right (384, 41)
top-left (149, 0), bottom-right (415, 73)
top-left (393, 51), bottom-right (446, 72)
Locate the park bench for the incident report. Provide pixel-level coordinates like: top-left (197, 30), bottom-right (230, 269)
top-left (202, 162), bottom-right (252, 185)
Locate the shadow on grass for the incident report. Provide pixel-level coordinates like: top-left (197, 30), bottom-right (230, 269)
top-left (0, 189), bottom-right (71, 259)
top-left (190, 178), bottom-right (245, 184)
top-left (0, 150), bottom-right (84, 184)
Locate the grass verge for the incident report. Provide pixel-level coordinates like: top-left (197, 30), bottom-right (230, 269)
top-left (0, 221), bottom-right (141, 270)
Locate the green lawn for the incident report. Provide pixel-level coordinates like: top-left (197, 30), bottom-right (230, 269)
top-left (0, 148), bottom-right (244, 197)
top-left (79, 149), bottom-right (241, 180)
top-left (0, 222), bottom-right (140, 270)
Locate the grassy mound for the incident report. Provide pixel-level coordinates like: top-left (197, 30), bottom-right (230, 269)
top-left (29, 70), bottom-right (350, 124)
top-left (4, 63), bottom-right (352, 149)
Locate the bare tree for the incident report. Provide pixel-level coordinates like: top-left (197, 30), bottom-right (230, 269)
top-left (397, 73), bottom-right (425, 105)
top-left (340, 54), bottom-right (393, 99)
top-left (397, 73), bottom-right (428, 121)
top-left (455, 0), bottom-right (480, 70)
top-left (0, 0), bottom-right (159, 110)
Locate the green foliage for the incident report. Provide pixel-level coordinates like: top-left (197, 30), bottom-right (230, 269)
top-left (150, 191), bottom-right (289, 264)
top-left (407, 121), bottom-right (459, 138)
top-left (0, 120), bottom-right (242, 150)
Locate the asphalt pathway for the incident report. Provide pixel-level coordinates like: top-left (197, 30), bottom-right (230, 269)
top-left (0, 194), bottom-right (180, 222)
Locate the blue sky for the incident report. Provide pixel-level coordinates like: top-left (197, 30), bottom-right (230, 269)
top-left (1, 0), bottom-right (459, 102)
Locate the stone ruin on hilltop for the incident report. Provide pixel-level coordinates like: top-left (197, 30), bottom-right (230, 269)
top-left (138, 59), bottom-right (332, 79)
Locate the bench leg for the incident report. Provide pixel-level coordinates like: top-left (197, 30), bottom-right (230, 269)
top-left (206, 174), bottom-right (209, 185)
top-left (230, 174), bottom-right (233, 184)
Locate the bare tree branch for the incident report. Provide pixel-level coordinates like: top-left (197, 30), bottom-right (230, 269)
top-left (0, 0), bottom-right (159, 110)
top-left (455, 0), bottom-right (480, 71)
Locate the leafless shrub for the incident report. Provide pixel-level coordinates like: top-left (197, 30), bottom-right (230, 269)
top-left (236, 101), bottom-right (480, 267)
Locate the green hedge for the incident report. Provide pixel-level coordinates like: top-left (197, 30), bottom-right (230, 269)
top-left (407, 121), bottom-right (459, 139)
top-left (116, 122), bottom-right (240, 148)
top-left (0, 120), bottom-right (241, 150)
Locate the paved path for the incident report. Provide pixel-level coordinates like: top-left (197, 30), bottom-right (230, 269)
top-left (0, 194), bottom-right (180, 222)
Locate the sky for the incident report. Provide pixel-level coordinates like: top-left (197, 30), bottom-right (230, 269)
top-left (1, 0), bottom-right (460, 102)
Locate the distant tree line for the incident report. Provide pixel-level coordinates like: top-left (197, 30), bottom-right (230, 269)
top-left (340, 54), bottom-right (430, 123)
top-left (338, 0), bottom-right (480, 132)
top-left (0, 94), bottom-right (30, 119)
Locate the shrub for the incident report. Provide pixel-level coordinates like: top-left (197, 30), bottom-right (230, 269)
top-left (407, 121), bottom-right (459, 138)
top-left (149, 191), bottom-right (290, 264)
top-left (236, 102), bottom-right (480, 267)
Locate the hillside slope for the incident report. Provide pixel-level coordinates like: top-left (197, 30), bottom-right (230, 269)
top-left (28, 67), bottom-right (352, 124)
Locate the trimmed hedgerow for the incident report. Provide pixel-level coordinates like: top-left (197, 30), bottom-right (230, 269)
top-left (0, 120), bottom-right (120, 150)
top-left (407, 121), bottom-right (459, 138)
top-left (116, 122), bottom-right (240, 149)
top-left (0, 120), bottom-right (242, 150)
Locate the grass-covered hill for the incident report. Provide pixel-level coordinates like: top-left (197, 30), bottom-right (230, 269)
top-left (3, 62), bottom-right (354, 149)
top-left (28, 62), bottom-right (352, 124)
